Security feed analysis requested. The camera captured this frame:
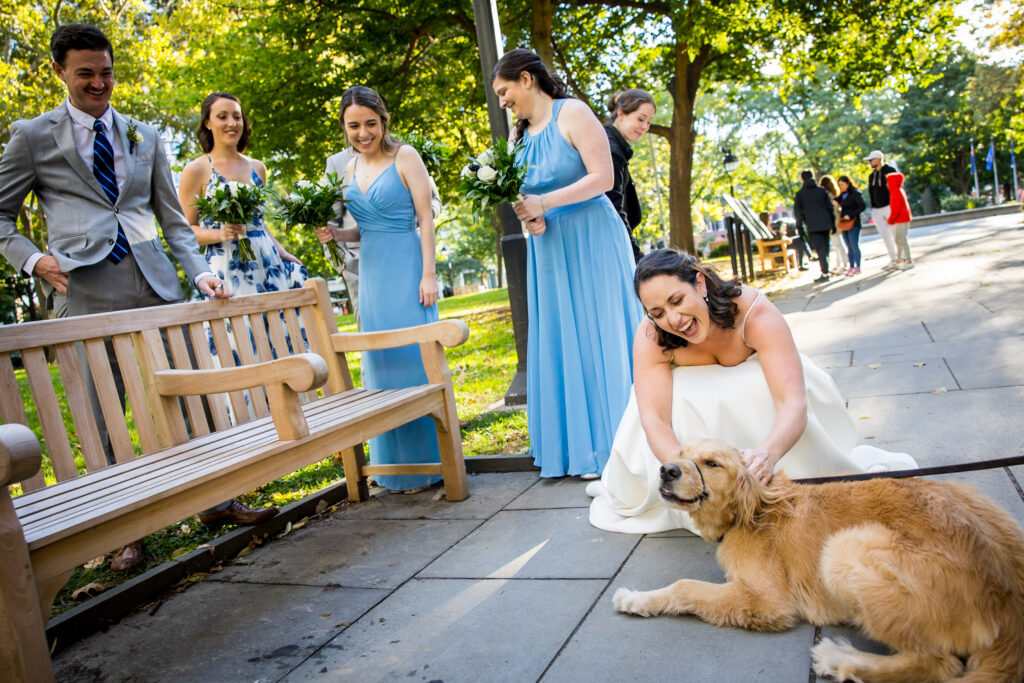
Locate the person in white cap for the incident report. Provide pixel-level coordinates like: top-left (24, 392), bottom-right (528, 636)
top-left (865, 150), bottom-right (899, 269)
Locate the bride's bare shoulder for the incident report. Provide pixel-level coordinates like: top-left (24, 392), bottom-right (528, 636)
top-left (634, 318), bottom-right (673, 364)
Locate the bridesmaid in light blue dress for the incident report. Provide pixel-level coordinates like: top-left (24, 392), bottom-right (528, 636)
top-left (336, 86), bottom-right (442, 493)
top-left (492, 49), bottom-right (643, 478)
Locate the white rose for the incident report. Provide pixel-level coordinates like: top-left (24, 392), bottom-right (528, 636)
top-left (289, 192), bottom-right (300, 201)
top-left (477, 165), bottom-right (497, 183)
top-left (460, 165), bottom-right (475, 179)
top-left (297, 180), bottom-right (313, 189)
top-left (226, 180), bottom-right (239, 195)
top-left (477, 149), bottom-right (495, 165)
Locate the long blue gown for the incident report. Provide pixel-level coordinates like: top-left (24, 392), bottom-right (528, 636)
top-left (519, 99), bottom-right (644, 477)
top-left (345, 157), bottom-right (442, 491)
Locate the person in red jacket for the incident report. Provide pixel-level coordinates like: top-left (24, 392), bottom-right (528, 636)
top-left (886, 172), bottom-right (914, 270)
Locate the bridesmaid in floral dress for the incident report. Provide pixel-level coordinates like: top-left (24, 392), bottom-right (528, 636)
top-left (178, 92), bottom-right (305, 296)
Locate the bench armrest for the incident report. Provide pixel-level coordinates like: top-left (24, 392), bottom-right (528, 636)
top-left (331, 319), bottom-right (470, 353)
top-left (0, 424), bottom-right (42, 487)
top-left (153, 353), bottom-right (329, 441)
top-left (153, 353), bottom-right (328, 396)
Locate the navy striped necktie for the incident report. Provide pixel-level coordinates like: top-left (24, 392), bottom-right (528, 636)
top-left (93, 120), bottom-right (130, 263)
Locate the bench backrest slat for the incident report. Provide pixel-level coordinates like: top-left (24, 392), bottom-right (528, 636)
top-left (21, 348), bottom-right (78, 482)
top-left (207, 318), bottom-right (252, 424)
top-left (136, 328), bottom-right (190, 447)
top-left (111, 334), bottom-right (162, 455)
top-left (53, 343), bottom-right (107, 473)
top-left (82, 338), bottom-right (137, 464)
top-left (228, 314), bottom-right (270, 419)
top-left (186, 322), bottom-right (231, 432)
top-left (0, 353), bottom-right (46, 492)
top-left (164, 325), bottom-right (211, 438)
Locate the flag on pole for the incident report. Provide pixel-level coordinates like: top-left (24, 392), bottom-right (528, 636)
top-left (1011, 137), bottom-right (1017, 170)
top-left (986, 141), bottom-right (996, 171)
top-left (970, 141), bottom-right (977, 176)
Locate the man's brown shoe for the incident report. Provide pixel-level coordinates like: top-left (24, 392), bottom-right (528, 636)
top-left (198, 500), bottom-right (278, 527)
top-left (110, 541), bottom-right (144, 572)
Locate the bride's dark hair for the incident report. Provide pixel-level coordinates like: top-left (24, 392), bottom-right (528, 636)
top-left (635, 249), bottom-right (743, 350)
top-left (491, 48), bottom-right (569, 141)
top-left (339, 85), bottom-right (400, 154)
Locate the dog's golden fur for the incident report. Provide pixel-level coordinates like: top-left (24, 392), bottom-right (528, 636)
top-left (613, 439), bottom-right (1024, 682)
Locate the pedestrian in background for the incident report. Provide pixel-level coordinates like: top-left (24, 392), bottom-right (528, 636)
top-left (837, 175), bottom-right (865, 275)
top-left (865, 150), bottom-right (899, 270)
top-left (886, 171), bottom-right (914, 270)
top-left (793, 169), bottom-right (835, 282)
top-left (819, 174), bottom-right (849, 276)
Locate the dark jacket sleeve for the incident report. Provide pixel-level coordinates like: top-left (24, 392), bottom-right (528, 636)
top-left (605, 145), bottom-right (630, 226)
top-left (793, 191), bottom-right (804, 234)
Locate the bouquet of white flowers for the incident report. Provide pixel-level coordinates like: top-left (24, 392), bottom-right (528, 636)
top-left (274, 173), bottom-right (348, 269)
top-left (402, 132), bottom-right (451, 179)
top-left (457, 138), bottom-right (527, 215)
top-left (193, 180), bottom-right (264, 262)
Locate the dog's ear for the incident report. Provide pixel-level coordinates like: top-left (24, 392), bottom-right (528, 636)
top-left (733, 465), bottom-right (764, 528)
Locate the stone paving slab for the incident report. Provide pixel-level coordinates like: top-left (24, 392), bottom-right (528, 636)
top-left (284, 578), bottom-right (607, 682)
top-left (505, 476), bottom-right (591, 509)
top-left (545, 536), bottom-right (816, 682)
top-left (419, 508), bottom-right (639, 580)
top-left (216, 517), bottom-right (482, 589)
top-left (827, 359), bottom-right (959, 398)
top-left (52, 581), bottom-right (388, 683)
top-left (337, 472), bottom-right (540, 521)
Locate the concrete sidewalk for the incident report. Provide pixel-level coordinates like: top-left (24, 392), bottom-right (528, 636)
top-left (53, 213), bottom-right (1024, 682)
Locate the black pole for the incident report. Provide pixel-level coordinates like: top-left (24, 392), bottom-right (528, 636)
top-left (725, 215), bottom-right (739, 278)
top-left (744, 226), bottom-right (754, 279)
top-left (472, 0), bottom-right (529, 405)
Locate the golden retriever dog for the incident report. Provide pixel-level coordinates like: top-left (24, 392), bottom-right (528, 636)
top-left (613, 439), bottom-right (1024, 682)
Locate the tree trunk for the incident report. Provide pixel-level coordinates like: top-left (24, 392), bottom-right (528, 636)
top-left (530, 0), bottom-right (555, 66)
top-left (666, 41), bottom-right (710, 255)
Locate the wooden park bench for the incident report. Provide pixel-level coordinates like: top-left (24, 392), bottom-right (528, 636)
top-left (0, 278), bottom-right (469, 682)
top-left (722, 193), bottom-right (796, 274)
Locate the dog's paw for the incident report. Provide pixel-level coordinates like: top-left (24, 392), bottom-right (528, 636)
top-left (811, 638), bottom-right (863, 683)
top-left (613, 587), bottom-right (657, 617)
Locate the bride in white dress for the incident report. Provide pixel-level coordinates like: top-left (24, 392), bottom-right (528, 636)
top-left (587, 250), bottom-right (917, 535)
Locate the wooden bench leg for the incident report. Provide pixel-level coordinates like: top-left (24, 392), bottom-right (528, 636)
top-left (340, 445), bottom-right (369, 502)
top-left (430, 404), bottom-right (468, 503)
top-left (0, 491), bottom-right (55, 682)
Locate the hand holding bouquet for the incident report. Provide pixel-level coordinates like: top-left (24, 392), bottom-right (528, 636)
top-left (274, 173), bottom-right (348, 269)
top-left (193, 180), bottom-right (264, 262)
top-left (457, 138), bottom-right (527, 215)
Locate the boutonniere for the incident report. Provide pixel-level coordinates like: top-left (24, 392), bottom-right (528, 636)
top-left (126, 120), bottom-right (143, 154)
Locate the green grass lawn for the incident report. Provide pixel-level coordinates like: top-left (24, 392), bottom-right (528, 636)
top-left (8, 287), bottom-right (527, 613)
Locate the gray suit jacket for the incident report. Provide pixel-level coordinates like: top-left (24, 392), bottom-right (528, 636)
top-left (0, 104), bottom-right (209, 301)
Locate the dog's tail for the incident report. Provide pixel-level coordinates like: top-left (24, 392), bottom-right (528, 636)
top-left (956, 625), bottom-right (1024, 682)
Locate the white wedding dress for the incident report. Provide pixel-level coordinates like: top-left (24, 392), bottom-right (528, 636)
top-left (586, 353), bottom-right (918, 536)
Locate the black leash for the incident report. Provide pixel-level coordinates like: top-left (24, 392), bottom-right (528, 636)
top-left (794, 454), bottom-right (1024, 485)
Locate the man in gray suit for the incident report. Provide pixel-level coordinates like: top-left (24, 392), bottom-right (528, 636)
top-left (0, 24), bottom-right (275, 571)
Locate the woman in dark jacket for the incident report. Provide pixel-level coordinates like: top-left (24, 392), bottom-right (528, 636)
top-left (837, 175), bottom-right (866, 275)
top-left (604, 89), bottom-right (656, 263)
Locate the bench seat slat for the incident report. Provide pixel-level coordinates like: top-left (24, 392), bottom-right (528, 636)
top-left (18, 385), bottom-right (443, 551)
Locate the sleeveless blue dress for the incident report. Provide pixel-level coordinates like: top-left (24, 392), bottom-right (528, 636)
top-left (345, 157), bottom-right (442, 491)
top-left (518, 99), bottom-right (644, 477)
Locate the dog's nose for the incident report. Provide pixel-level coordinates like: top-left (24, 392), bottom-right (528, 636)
top-left (660, 463), bottom-right (682, 481)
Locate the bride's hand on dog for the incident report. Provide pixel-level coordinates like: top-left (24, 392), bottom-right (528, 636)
top-left (743, 448), bottom-right (775, 485)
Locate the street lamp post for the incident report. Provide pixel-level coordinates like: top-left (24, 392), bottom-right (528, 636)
top-left (720, 148), bottom-right (745, 280)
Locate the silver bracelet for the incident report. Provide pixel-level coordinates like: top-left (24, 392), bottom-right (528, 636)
top-left (540, 194), bottom-right (547, 213)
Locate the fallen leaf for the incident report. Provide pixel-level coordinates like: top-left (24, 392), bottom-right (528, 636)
top-left (932, 387), bottom-right (949, 394)
top-left (179, 523), bottom-right (191, 535)
top-left (170, 547), bottom-right (189, 559)
top-left (187, 572), bottom-right (208, 583)
top-left (83, 555), bottom-right (106, 570)
top-left (864, 436), bottom-right (875, 439)
top-left (233, 558), bottom-right (253, 566)
top-left (321, 611), bottom-right (331, 617)
top-left (291, 517), bottom-right (308, 530)
top-left (913, 362), bottom-right (926, 367)
top-left (276, 521), bottom-right (293, 539)
top-left (72, 582), bottom-right (106, 601)
top-left (235, 546), bottom-right (253, 558)
top-left (867, 363), bottom-right (882, 369)
top-left (315, 500), bottom-right (329, 515)
top-left (333, 622), bottom-right (350, 628)
top-left (859, 415), bottom-right (870, 419)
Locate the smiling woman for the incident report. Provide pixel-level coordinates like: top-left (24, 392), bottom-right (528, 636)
top-left (587, 249), bottom-right (918, 535)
